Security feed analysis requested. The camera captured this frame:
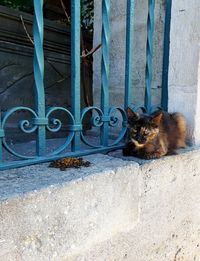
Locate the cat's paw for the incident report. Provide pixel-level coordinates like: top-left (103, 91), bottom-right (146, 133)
top-left (143, 153), bottom-right (162, 160)
top-left (122, 148), bottom-right (131, 156)
top-left (166, 150), bottom-right (178, 156)
top-left (123, 147), bottom-right (138, 157)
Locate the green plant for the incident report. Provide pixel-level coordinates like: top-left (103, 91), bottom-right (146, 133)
top-left (81, 0), bottom-right (94, 32)
top-left (0, 0), bottom-right (32, 12)
top-left (0, 0), bottom-right (94, 32)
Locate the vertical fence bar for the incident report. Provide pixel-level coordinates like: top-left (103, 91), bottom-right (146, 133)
top-left (144, 0), bottom-right (155, 113)
top-left (33, 0), bottom-right (46, 156)
top-left (161, 0), bottom-right (172, 111)
top-left (101, 0), bottom-right (110, 146)
top-left (71, 0), bottom-right (81, 152)
top-left (124, 0), bottom-right (135, 109)
top-left (0, 110), bottom-right (3, 162)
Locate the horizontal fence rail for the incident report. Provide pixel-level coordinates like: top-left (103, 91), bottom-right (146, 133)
top-left (0, 0), bottom-right (172, 170)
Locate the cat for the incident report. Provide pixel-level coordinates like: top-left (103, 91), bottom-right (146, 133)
top-left (123, 108), bottom-right (187, 159)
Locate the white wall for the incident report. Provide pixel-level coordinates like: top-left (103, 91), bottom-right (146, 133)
top-left (168, 0), bottom-right (200, 144)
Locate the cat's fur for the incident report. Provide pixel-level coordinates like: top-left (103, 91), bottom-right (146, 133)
top-left (123, 108), bottom-right (187, 159)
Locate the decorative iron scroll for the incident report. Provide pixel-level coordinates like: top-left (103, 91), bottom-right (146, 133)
top-left (0, 104), bottom-right (127, 169)
top-left (0, 0), bottom-right (171, 170)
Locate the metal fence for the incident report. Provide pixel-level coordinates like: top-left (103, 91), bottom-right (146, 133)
top-left (0, 0), bottom-right (172, 170)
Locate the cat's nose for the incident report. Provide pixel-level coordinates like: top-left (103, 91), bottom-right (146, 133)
top-left (137, 136), bottom-right (146, 144)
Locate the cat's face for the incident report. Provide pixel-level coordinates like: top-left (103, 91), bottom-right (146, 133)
top-left (127, 108), bottom-right (162, 147)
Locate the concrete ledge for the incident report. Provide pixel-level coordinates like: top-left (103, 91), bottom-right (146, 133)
top-left (82, 148), bottom-right (200, 261)
top-left (1, 149), bottom-right (200, 260)
top-left (0, 154), bottom-right (139, 261)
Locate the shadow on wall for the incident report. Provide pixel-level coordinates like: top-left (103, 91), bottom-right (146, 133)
top-left (0, 4), bottom-right (93, 142)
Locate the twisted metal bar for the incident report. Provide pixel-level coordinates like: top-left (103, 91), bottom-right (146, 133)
top-left (71, 0), bottom-right (81, 152)
top-left (0, 0), bottom-right (169, 171)
top-left (0, 110), bottom-right (4, 162)
top-left (124, 0), bottom-right (135, 109)
top-left (101, 0), bottom-right (110, 146)
top-left (33, 0), bottom-right (46, 156)
top-left (161, 0), bottom-right (172, 111)
top-left (144, 0), bottom-right (155, 113)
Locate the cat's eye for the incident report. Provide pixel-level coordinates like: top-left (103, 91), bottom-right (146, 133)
top-left (130, 129), bottom-right (137, 134)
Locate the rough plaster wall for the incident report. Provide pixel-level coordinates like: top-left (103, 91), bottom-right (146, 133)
top-left (93, 0), bottom-right (165, 108)
top-left (168, 0), bottom-right (200, 144)
top-left (194, 51), bottom-right (200, 143)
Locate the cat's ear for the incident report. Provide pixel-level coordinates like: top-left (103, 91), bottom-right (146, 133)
top-left (150, 112), bottom-right (163, 127)
top-left (127, 107), bottom-right (139, 122)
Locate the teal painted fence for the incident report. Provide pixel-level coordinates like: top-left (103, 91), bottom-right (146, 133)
top-left (0, 0), bottom-right (172, 170)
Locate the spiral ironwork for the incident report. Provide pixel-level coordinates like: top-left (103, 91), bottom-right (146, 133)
top-left (0, 0), bottom-right (171, 170)
top-left (81, 106), bottom-right (127, 148)
top-left (46, 107), bottom-right (75, 155)
top-left (1, 107), bottom-right (38, 159)
top-left (108, 107), bottom-right (127, 146)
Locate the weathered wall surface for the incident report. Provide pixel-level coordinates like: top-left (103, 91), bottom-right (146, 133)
top-left (168, 0), bottom-right (200, 144)
top-left (1, 150), bottom-right (200, 260)
top-left (93, 0), bottom-right (165, 107)
top-left (0, 7), bottom-right (71, 113)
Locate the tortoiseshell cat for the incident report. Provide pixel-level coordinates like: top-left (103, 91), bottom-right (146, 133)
top-left (123, 108), bottom-right (187, 159)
